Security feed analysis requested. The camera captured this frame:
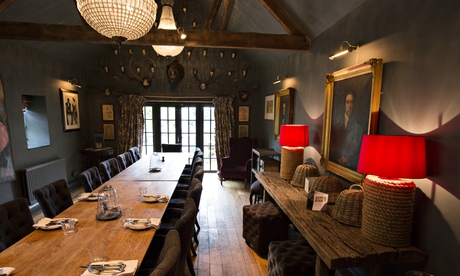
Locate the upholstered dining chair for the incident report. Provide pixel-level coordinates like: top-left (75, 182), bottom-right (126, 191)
top-left (140, 199), bottom-right (197, 276)
top-left (129, 146), bottom-right (141, 162)
top-left (33, 179), bottom-right (73, 218)
top-left (219, 137), bottom-right (257, 185)
top-left (176, 165), bottom-right (204, 191)
top-left (79, 166), bottom-right (103, 193)
top-left (181, 148), bottom-right (202, 175)
top-left (161, 144), bottom-right (182, 152)
top-left (98, 158), bottom-right (121, 182)
top-left (149, 229), bottom-right (181, 276)
top-left (0, 197), bottom-right (35, 252)
top-left (117, 153), bottom-right (128, 170)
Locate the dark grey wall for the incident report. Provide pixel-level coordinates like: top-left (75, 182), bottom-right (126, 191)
top-left (256, 0), bottom-right (460, 275)
top-left (0, 41), bottom-right (86, 202)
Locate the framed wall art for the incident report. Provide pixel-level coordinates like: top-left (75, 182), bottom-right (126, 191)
top-left (238, 125), bottom-right (249, 138)
top-left (102, 104), bottom-right (114, 121)
top-left (238, 105), bottom-right (250, 122)
top-left (103, 123), bottom-right (115, 140)
top-left (60, 88), bottom-right (80, 131)
top-left (274, 87), bottom-right (294, 141)
top-left (0, 76), bottom-right (15, 183)
top-left (321, 58), bottom-right (383, 182)
top-left (264, 94), bottom-right (275, 120)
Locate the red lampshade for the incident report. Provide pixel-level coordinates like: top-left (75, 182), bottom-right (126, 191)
top-left (357, 135), bottom-right (426, 179)
top-left (279, 124), bottom-right (309, 147)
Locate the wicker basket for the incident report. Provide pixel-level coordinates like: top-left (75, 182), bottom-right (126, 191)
top-left (290, 164), bottom-right (319, 188)
top-left (310, 175), bottom-right (343, 204)
top-left (331, 184), bottom-right (363, 227)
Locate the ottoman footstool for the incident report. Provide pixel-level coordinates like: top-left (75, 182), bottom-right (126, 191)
top-left (268, 239), bottom-right (316, 276)
top-left (242, 201), bottom-right (288, 257)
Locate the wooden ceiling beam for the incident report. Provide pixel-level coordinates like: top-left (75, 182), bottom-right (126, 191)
top-left (259, 0), bottom-right (304, 35)
top-left (220, 0), bottom-right (234, 31)
top-left (0, 0), bottom-right (15, 13)
top-left (0, 21), bottom-right (310, 51)
top-left (203, 0), bottom-right (222, 31)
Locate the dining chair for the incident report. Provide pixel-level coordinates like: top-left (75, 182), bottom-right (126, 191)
top-left (177, 157), bottom-right (203, 188)
top-left (117, 153), bottom-right (128, 170)
top-left (141, 199), bottom-right (197, 276)
top-left (149, 229), bottom-right (181, 276)
top-left (98, 158), bottom-right (121, 182)
top-left (182, 148), bottom-right (202, 175)
top-left (176, 165), bottom-right (203, 191)
top-left (124, 151), bottom-right (134, 167)
top-left (161, 143), bottom-right (182, 152)
top-left (32, 179), bottom-right (74, 218)
top-left (0, 197), bottom-right (35, 253)
top-left (79, 166), bottom-right (103, 193)
top-left (129, 146), bottom-right (141, 162)
top-left (180, 152), bottom-right (203, 180)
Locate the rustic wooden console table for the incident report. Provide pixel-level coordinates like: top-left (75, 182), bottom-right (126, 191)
top-left (255, 171), bottom-right (428, 276)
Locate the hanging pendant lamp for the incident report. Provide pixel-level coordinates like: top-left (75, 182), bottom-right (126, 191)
top-left (152, 0), bottom-right (184, 57)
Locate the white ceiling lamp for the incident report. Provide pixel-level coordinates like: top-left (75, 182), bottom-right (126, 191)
top-left (76, 0), bottom-right (158, 44)
top-left (152, 0), bottom-right (185, 58)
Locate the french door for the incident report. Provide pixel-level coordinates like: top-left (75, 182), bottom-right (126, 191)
top-left (142, 103), bottom-right (217, 171)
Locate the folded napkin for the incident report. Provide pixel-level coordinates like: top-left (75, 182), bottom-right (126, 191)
top-left (33, 218), bottom-right (78, 229)
top-left (0, 267), bottom-right (15, 276)
top-left (81, 260), bottom-right (138, 276)
top-left (122, 218), bottom-right (161, 229)
top-left (78, 193), bottom-right (98, 201)
top-left (142, 194), bottom-right (169, 202)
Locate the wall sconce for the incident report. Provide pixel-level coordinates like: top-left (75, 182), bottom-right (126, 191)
top-left (329, 40), bottom-right (359, 60)
top-left (273, 75), bottom-right (286, 84)
top-left (67, 79), bottom-right (82, 88)
top-left (177, 27), bottom-right (187, 40)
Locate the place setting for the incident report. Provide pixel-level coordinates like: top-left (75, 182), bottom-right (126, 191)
top-left (82, 244), bottom-right (138, 275)
top-left (33, 217), bottom-right (78, 232)
top-left (121, 207), bottom-right (161, 230)
top-left (138, 186), bottom-right (169, 203)
top-left (78, 192), bottom-right (99, 201)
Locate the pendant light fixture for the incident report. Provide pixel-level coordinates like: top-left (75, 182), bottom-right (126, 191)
top-left (152, 0), bottom-right (185, 57)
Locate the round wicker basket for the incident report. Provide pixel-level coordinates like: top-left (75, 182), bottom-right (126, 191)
top-left (331, 184), bottom-right (363, 227)
top-left (310, 175), bottom-right (343, 204)
top-left (290, 164), bottom-right (319, 188)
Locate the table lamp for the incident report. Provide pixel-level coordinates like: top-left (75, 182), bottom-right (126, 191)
top-left (357, 135), bottom-right (426, 247)
top-left (279, 124), bottom-right (309, 180)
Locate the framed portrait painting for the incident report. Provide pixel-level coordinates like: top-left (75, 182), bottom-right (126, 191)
top-left (274, 87), bottom-right (294, 141)
top-left (60, 88), bottom-right (80, 131)
top-left (321, 58), bottom-right (383, 182)
top-left (264, 94), bottom-right (275, 120)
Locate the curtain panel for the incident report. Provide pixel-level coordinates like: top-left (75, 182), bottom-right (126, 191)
top-left (118, 95), bottom-right (146, 154)
top-left (213, 96), bottom-right (234, 169)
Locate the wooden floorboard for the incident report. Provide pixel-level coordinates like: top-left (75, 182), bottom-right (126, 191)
top-left (32, 172), bottom-right (268, 276)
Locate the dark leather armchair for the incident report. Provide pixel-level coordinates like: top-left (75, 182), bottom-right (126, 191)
top-left (0, 197), bottom-right (35, 252)
top-left (219, 137), bottom-right (257, 185)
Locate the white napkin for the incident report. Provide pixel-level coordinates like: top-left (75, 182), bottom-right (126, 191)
top-left (81, 260), bottom-right (138, 276)
top-left (122, 218), bottom-right (161, 229)
top-left (0, 267), bottom-right (15, 275)
top-left (142, 194), bottom-right (169, 202)
top-left (78, 193), bottom-right (98, 201)
top-left (33, 218), bottom-right (79, 229)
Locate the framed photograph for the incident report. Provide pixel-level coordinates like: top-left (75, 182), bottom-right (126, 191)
top-left (321, 58), bottom-right (383, 182)
top-left (60, 88), bottom-right (80, 131)
top-left (238, 105), bottom-right (250, 122)
top-left (274, 87), bottom-right (294, 141)
top-left (102, 104), bottom-right (114, 121)
top-left (238, 125), bottom-right (249, 138)
top-left (0, 76), bottom-right (15, 183)
top-left (103, 123), bottom-right (115, 140)
top-left (264, 94), bottom-right (275, 120)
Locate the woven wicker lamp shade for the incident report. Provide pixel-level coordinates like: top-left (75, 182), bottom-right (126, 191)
top-left (279, 125), bottom-right (309, 180)
top-left (76, 0), bottom-right (158, 44)
top-left (357, 135), bottom-right (426, 247)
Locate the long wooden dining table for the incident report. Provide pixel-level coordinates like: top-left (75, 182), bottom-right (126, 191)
top-left (0, 152), bottom-right (190, 276)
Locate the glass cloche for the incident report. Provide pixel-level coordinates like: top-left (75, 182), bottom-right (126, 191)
top-left (96, 184), bottom-right (122, 220)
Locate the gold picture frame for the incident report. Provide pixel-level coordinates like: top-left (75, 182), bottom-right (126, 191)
top-left (102, 104), bottom-right (114, 121)
top-left (264, 94), bottom-right (275, 120)
top-left (274, 87), bottom-right (294, 141)
top-left (238, 125), bottom-right (249, 138)
top-left (321, 58), bottom-right (383, 182)
top-left (238, 105), bottom-right (250, 122)
top-left (103, 123), bottom-right (115, 140)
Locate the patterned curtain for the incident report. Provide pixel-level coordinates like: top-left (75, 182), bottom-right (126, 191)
top-left (118, 95), bottom-right (146, 154)
top-left (213, 96), bottom-right (234, 169)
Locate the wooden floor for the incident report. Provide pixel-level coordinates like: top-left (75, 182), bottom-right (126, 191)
top-left (32, 173), bottom-right (268, 276)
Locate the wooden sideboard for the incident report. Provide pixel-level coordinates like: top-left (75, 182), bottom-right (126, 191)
top-left (255, 171), bottom-right (428, 276)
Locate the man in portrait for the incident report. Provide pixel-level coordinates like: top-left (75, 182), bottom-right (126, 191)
top-left (330, 89), bottom-right (364, 170)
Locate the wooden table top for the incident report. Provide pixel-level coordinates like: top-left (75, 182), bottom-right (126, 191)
top-left (111, 152), bottom-right (190, 182)
top-left (255, 172), bottom-right (428, 276)
top-left (0, 179), bottom-right (177, 275)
